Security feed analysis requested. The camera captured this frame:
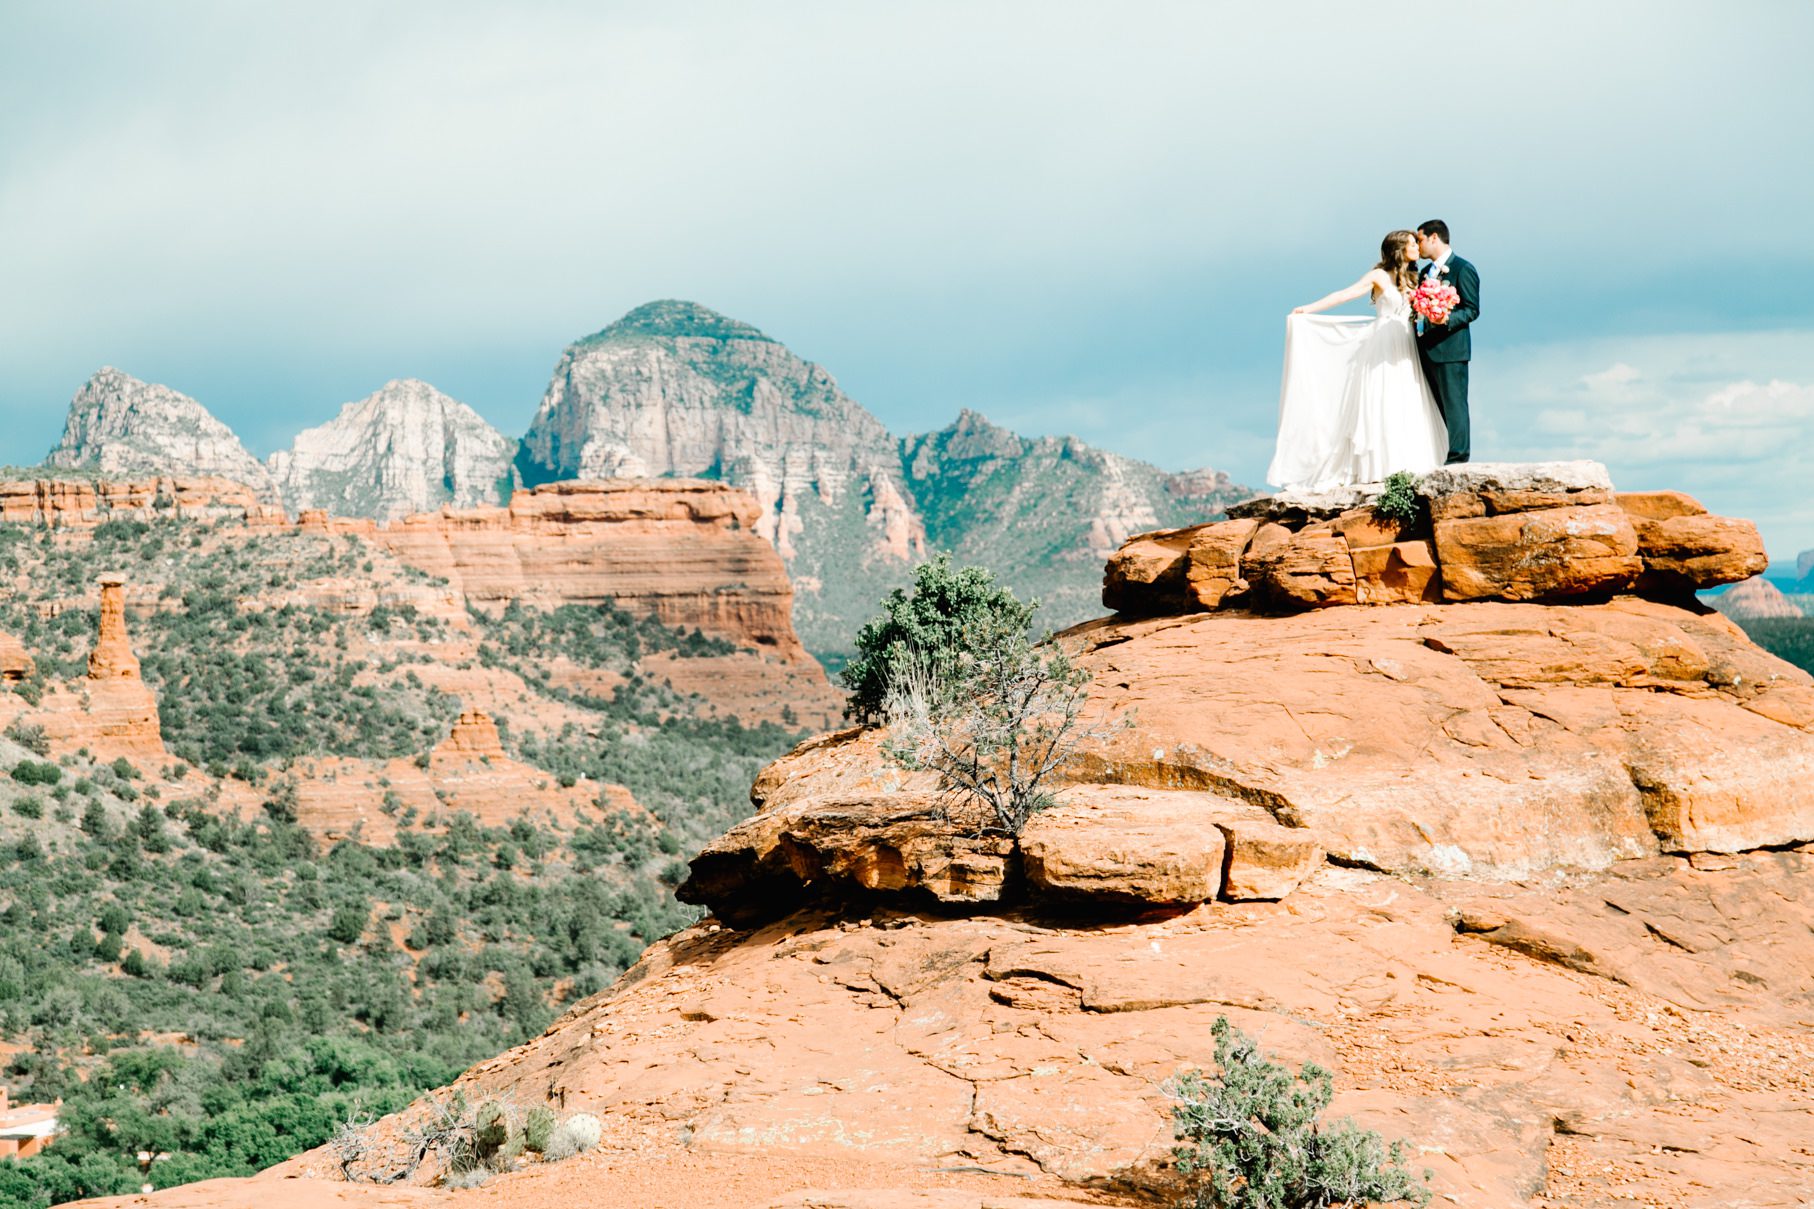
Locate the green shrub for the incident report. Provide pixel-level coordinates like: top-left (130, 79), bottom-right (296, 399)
top-left (11, 759), bottom-right (62, 786)
top-left (842, 554), bottom-right (1036, 723)
top-left (1167, 1017), bottom-right (1430, 1209)
top-left (1373, 471), bottom-right (1421, 526)
top-left (327, 905), bottom-right (367, 944)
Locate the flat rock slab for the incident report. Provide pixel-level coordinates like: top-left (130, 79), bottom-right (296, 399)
top-left (1068, 599), bottom-right (1814, 877)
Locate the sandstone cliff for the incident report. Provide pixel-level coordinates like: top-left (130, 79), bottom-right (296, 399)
top-left (269, 378), bottom-right (517, 521)
top-left (45, 368), bottom-right (279, 500)
top-left (517, 301), bottom-right (925, 653)
top-left (0, 475), bottom-right (285, 528)
top-left (323, 479), bottom-right (810, 662)
top-left (96, 466), bottom-right (1814, 1209)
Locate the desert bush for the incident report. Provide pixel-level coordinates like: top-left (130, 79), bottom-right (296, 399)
top-left (882, 622), bottom-right (1110, 837)
top-left (842, 554), bottom-right (1036, 723)
top-left (1167, 1017), bottom-right (1430, 1209)
top-left (11, 758), bottom-right (62, 786)
top-left (5, 720), bottom-right (51, 756)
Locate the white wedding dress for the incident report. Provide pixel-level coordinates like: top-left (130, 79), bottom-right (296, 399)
top-left (1265, 281), bottom-right (1448, 491)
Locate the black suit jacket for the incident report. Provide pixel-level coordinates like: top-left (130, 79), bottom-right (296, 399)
top-left (1417, 254), bottom-right (1479, 364)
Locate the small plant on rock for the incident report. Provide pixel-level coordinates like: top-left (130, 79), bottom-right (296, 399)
top-left (1373, 471), bottom-right (1421, 526)
top-left (1167, 1017), bottom-right (1430, 1209)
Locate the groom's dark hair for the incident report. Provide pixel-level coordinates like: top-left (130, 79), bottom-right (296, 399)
top-left (1418, 219), bottom-right (1450, 243)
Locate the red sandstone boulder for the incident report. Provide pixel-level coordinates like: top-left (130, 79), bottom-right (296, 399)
top-left (0, 630), bottom-right (31, 682)
top-left (1100, 522), bottom-right (1209, 615)
top-left (1243, 529), bottom-right (1357, 609)
top-left (1632, 513), bottom-right (1769, 590)
top-left (1435, 503), bottom-right (1642, 601)
top-left (1182, 518), bottom-right (1260, 609)
top-left (1018, 786), bottom-right (1229, 904)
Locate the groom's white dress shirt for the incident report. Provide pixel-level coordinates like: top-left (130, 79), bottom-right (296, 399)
top-left (1425, 249), bottom-right (1454, 279)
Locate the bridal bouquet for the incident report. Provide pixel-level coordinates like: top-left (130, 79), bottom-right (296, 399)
top-left (1411, 278), bottom-right (1460, 325)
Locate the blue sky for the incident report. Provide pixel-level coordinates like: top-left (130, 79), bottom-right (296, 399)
top-left (3, 1), bottom-right (1811, 557)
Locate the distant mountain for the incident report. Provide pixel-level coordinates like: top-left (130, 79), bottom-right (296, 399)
top-left (1710, 576), bottom-right (1803, 620)
top-left (902, 409), bottom-right (1245, 627)
top-left (519, 301), bottom-right (1249, 652)
top-left (46, 367), bottom-right (278, 499)
top-left (40, 302), bottom-right (1251, 655)
top-left (517, 300), bottom-right (927, 652)
top-left (269, 378), bottom-right (517, 521)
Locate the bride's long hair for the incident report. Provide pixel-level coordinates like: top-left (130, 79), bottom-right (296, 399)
top-left (1375, 229), bottom-right (1420, 297)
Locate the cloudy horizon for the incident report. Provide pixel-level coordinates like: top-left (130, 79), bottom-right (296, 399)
top-left (4, 1), bottom-right (1810, 558)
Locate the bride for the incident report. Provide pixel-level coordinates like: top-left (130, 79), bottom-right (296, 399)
top-left (1265, 230), bottom-right (1449, 492)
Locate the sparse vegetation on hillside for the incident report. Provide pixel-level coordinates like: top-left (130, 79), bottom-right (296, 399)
top-left (0, 515), bottom-right (810, 1206)
top-left (1168, 1017), bottom-right (1431, 1209)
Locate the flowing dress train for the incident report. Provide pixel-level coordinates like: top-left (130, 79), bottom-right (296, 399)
top-left (1266, 281), bottom-right (1448, 492)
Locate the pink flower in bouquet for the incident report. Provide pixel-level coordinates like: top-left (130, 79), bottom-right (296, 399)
top-left (1411, 278), bottom-right (1460, 325)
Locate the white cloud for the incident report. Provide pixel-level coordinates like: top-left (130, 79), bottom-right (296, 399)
top-left (1478, 331), bottom-right (1814, 559)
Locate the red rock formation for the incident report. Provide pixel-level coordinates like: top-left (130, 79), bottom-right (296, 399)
top-left (71, 476), bottom-right (1814, 1209)
top-left (1714, 575), bottom-right (1804, 620)
top-left (0, 476), bottom-right (285, 528)
top-left (281, 710), bottom-right (641, 846)
top-left (0, 631), bottom-right (30, 682)
top-left (1107, 463), bottom-right (1768, 616)
top-left (368, 480), bottom-right (810, 660)
top-left (88, 576), bottom-right (140, 680)
top-left (12, 576), bottom-right (166, 761)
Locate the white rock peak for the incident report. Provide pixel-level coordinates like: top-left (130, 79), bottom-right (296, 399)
top-left (46, 366), bottom-right (279, 499)
top-left (269, 378), bottom-right (516, 521)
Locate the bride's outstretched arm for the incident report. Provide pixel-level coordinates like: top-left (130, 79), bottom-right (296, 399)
top-left (1292, 270), bottom-right (1386, 314)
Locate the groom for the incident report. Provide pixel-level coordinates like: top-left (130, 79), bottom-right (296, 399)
top-left (1415, 220), bottom-right (1479, 464)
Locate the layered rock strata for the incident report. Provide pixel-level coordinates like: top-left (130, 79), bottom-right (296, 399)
top-left (1106, 462), bottom-right (1767, 616)
top-left (309, 479), bottom-right (810, 661)
top-left (0, 476), bottom-right (285, 528)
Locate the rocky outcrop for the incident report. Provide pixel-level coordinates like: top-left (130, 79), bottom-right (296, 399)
top-left (519, 300), bottom-right (918, 559)
top-left (281, 709), bottom-right (639, 846)
top-left (7, 576), bottom-right (166, 761)
top-left (92, 484), bottom-right (1814, 1209)
top-left (1109, 463), bottom-right (1766, 616)
top-left (45, 368), bottom-right (279, 500)
top-left (348, 479), bottom-right (810, 660)
top-left (268, 379), bottom-right (516, 521)
top-left (88, 576), bottom-right (140, 680)
top-left (1712, 575), bottom-right (1803, 620)
top-left (0, 631), bottom-right (30, 682)
top-left (0, 476), bottom-right (285, 528)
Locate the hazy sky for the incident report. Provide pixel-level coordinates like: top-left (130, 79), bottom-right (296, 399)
top-left (3, 1), bottom-right (1811, 556)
